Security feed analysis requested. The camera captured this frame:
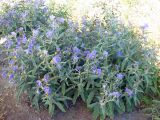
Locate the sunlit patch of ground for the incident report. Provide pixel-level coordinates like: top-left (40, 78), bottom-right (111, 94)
top-left (120, 0), bottom-right (160, 46)
top-left (51, 0), bottom-right (160, 46)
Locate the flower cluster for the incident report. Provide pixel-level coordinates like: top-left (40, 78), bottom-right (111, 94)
top-left (116, 73), bottom-right (124, 80)
top-left (36, 74), bottom-right (51, 95)
top-left (86, 50), bottom-right (97, 59)
top-left (92, 65), bottom-right (102, 77)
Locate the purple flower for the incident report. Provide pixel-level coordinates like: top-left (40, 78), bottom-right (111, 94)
top-left (68, 19), bottom-right (73, 28)
top-left (84, 50), bottom-right (90, 56)
top-left (49, 15), bottom-right (55, 21)
top-left (2, 71), bottom-right (7, 79)
top-left (9, 59), bottom-right (15, 65)
top-left (16, 37), bottom-right (21, 49)
top-left (18, 27), bottom-right (23, 32)
top-left (73, 55), bottom-right (79, 63)
top-left (103, 51), bottom-right (109, 57)
top-left (56, 17), bottom-right (65, 24)
top-left (116, 73), bottom-right (124, 80)
top-left (82, 16), bottom-right (86, 25)
top-left (4, 40), bottom-right (13, 49)
top-left (42, 6), bottom-right (48, 13)
top-left (21, 12), bottom-right (28, 20)
top-left (10, 51), bottom-right (19, 58)
top-left (73, 47), bottom-right (81, 55)
top-left (36, 80), bottom-right (42, 87)
top-left (109, 92), bottom-right (121, 98)
top-left (75, 66), bottom-right (82, 72)
top-left (27, 38), bottom-right (35, 54)
top-left (28, 40), bottom-right (33, 48)
top-left (92, 66), bottom-right (102, 77)
top-left (46, 30), bottom-right (53, 39)
top-left (32, 29), bottom-right (39, 37)
top-left (117, 51), bottom-right (123, 57)
top-left (141, 23), bottom-right (149, 29)
top-left (44, 86), bottom-right (51, 95)
top-left (56, 47), bottom-right (61, 52)
top-left (12, 65), bottom-right (18, 72)
top-left (125, 88), bottom-right (133, 96)
top-left (9, 74), bottom-right (14, 81)
top-left (27, 45), bottom-right (33, 53)
top-left (97, 68), bottom-right (102, 77)
top-left (52, 55), bottom-right (61, 64)
top-left (22, 35), bottom-right (27, 44)
top-left (86, 50), bottom-right (97, 59)
top-left (31, 37), bottom-right (36, 45)
top-left (11, 32), bottom-right (16, 37)
top-left (44, 74), bottom-right (49, 83)
top-left (92, 65), bottom-right (97, 73)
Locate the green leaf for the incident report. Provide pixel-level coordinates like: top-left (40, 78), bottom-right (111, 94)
top-left (80, 91), bottom-right (85, 102)
top-left (49, 104), bottom-right (55, 115)
top-left (86, 81), bottom-right (91, 90)
top-left (121, 58), bottom-right (128, 71)
top-left (72, 90), bottom-right (79, 105)
top-left (116, 101), bottom-right (125, 114)
top-left (106, 102), bottom-right (114, 118)
top-left (87, 91), bottom-right (95, 106)
top-left (16, 81), bottom-right (26, 103)
top-left (56, 96), bottom-right (71, 101)
top-left (61, 82), bottom-right (66, 95)
top-left (88, 102), bottom-right (97, 109)
top-left (126, 97), bottom-right (132, 112)
top-left (92, 104), bottom-right (100, 120)
top-left (100, 104), bottom-right (106, 120)
top-left (32, 94), bottom-right (40, 111)
top-left (54, 101), bottom-right (66, 112)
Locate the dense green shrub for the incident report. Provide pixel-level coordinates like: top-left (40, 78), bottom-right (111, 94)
top-left (0, 0), bottom-right (159, 119)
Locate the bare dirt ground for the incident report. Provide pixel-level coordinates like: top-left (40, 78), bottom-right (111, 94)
top-left (0, 75), bottom-right (51, 120)
top-left (0, 72), bottom-right (150, 120)
top-left (54, 102), bottom-right (149, 120)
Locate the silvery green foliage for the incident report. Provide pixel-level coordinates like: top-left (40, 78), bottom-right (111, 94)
top-left (0, 0), bottom-right (159, 119)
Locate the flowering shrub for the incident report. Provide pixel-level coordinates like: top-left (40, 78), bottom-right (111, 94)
top-left (0, 0), bottom-right (159, 119)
